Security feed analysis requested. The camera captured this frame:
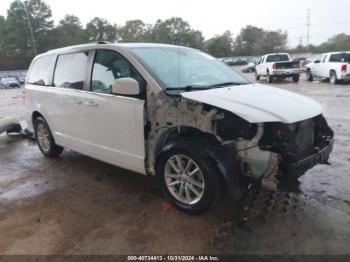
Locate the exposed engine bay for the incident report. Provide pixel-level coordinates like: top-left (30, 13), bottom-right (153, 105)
top-left (147, 88), bottom-right (334, 198)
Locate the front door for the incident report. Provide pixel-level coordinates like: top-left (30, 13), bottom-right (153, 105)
top-left (79, 49), bottom-right (146, 174)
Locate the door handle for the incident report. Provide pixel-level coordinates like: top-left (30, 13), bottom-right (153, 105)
top-left (71, 98), bottom-right (82, 105)
top-left (86, 100), bottom-right (98, 107)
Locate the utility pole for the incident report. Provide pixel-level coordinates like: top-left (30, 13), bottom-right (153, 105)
top-left (22, 1), bottom-right (37, 55)
top-left (306, 9), bottom-right (310, 50)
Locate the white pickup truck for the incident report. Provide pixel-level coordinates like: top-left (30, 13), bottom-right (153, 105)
top-left (255, 53), bottom-right (303, 83)
top-left (305, 51), bottom-right (350, 84)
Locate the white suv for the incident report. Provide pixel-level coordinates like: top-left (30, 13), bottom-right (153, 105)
top-left (26, 43), bottom-right (334, 214)
top-left (305, 52), bottom-right (350, 84)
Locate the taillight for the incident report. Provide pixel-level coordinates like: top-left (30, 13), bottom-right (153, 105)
top-left (341, 64), bottom-right (347, 73)
top-left (272, 63), bottom-right (277, 69)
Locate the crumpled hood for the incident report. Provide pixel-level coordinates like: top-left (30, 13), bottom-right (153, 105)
top-left (181, 83), bottom-right (323, 124)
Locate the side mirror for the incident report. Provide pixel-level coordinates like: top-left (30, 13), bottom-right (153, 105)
top-left (112, 77), bottom-right (140, 96)
top-left (314, 60), bottom-right (320, 64)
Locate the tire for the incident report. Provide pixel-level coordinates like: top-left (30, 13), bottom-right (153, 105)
top-left (306, 69), bottom-right (313, 81)
top-left (156, 140), bottom-right (221, 214)
top-left (34, 117), bottom-right (63, 157)
top-left (292, 75), bottom-right (300, 83)
top-left (330, 71), bottom-right (338, 85)
top-left (255, 71), bottom-right (260, 81)
top-left (267, 71), bottom-right (273, 83)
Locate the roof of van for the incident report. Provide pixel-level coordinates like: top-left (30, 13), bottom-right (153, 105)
top-left (44, 42), bottom-right (192, 55)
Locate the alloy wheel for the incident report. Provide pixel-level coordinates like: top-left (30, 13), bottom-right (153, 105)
top-left (164, 154), bottom-right (205, 205)
top-left (36, 122), bottom-right (51, 152)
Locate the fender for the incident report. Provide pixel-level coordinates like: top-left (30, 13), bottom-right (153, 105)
top-left (157, 137), bottom-right (242, 202)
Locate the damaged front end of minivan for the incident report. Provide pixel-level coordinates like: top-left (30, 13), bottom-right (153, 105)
top-left (146, 84), bottom-right (334, 202)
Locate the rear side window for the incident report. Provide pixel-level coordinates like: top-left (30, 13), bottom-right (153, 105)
top-left (54, 52), bottom-right (89, 90)
top-left (329, 53), bottom-right (350, 63)
top-left (27, 55), bottom-right (56, 86)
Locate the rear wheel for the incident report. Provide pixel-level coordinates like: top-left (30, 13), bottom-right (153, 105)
top-left (306, 69), bottom-right (313, 81)
top-left (34, 117), bottom-right (63, 157)
top-left (156, 141), bottom-right (221, 214)
top-left (330, 71), bottom-right (338, 85)
top-left (267, 71), bottom-right (273, 83)
top-left (292, 75), bottom-right (300, 83)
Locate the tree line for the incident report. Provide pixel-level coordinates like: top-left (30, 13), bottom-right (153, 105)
top-left (1, 0), bottom-right (350, 70)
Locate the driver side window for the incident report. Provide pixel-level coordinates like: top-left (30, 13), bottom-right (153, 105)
top-left (91, 50), bottom-right (140, 94)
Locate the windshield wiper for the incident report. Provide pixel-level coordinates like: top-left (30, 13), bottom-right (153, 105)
top-left (165, 85), bottom-right (211, 91)
top-left (208, 81), bottom-right (247, 88)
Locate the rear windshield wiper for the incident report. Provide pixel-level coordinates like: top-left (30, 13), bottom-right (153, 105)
top-left (208, 81), bottom-right (247, 88)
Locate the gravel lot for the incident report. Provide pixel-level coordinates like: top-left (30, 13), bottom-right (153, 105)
top-left (0, 70), bottom-right (350, 255)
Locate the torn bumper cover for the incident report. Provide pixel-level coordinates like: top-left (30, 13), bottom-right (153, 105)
top-left (287, 138), bottom-right (334, 177)
top-left (0, 117), bottom-right (22, 134)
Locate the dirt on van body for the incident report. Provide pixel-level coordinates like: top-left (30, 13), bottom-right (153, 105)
top-left (0, 73), bottom-right (350, 255)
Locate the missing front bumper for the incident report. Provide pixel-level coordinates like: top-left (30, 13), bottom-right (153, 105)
top-left (287, 138), bottom-right (334, 178)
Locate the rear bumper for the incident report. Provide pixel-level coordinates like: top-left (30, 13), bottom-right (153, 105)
top-left (287, 138), bottom-right (334, 177)
top-left (272, 69), bottom-right (303, 76)
top-left (340, 73), bottom-right (350, 81)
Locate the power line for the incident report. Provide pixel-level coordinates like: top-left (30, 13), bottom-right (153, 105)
top-left (306, 9), bottom-right (311, 49)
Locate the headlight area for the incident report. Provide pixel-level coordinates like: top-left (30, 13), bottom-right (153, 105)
top-left (215, 113), bottom-right (334, 193)
top-left (214, 113), bottom-right (281, 191)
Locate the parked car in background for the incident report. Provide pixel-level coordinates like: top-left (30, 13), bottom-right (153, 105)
top-left (0, 77), bottom-right (20, 88)
top-left (224, 59), bottom-right (235, 66)
top-left (242, 59), bottom-right (258, 73)
top-left (255, 53), bottom-right (302, 83)
top-left (18, 75), bottom-right (26, 84)
top-left (305, 51), bottom-right (350, 84)
top-left (26, 43), bottom-right (333, 214)
top-left (233, 58), bottom-right (248, 65)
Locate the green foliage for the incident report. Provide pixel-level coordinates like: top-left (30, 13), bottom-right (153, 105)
top-left (204, 31), bottom-right (234, 57)
top-left (151, 17), bottom-right (204, 49)
top-left (117, 20), bottom-right (149, 42)
top-left (0, 0), bottom-right (349, 70)
top-left (47, 15), bottom-right (88, 49)
top-left (233, 25), bottom-right (287, 56)
top-left (86, 17), bottom-right (118, 42)
top-left (1, 0), bottom-right (53, 69)
top-left (290, 34), bottom-right (350, 54)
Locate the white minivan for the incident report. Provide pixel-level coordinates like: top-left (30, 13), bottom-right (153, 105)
top-left (26, 43), bottom-right (334, 214)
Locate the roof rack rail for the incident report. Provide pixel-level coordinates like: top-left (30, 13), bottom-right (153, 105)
top-left (97, 41), bottom-right (110, 44)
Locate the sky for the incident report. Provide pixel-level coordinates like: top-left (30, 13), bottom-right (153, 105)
top-left (1, 0), bottom-right (350, 47)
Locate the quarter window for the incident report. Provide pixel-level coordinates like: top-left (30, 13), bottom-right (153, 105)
top-left (91, 50), bottom-right (140, 94)
top-left (54, 52), bottom-right (89, 90)
top-left (27, 55), bottom-right (56, 86)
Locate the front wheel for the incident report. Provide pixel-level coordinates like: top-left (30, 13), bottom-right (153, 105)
top-left (156, 141), bottom-right (221, 214)
top-left (255, 71), bottom-right (260, 81)
top-left (34, 117), bottom-right (64, 157)
top-left (306, 69), bottom-right (313, 81)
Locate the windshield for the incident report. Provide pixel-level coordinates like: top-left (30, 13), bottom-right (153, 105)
top-left (266, 54), bottom-right (290, 62)
top-left (128, 47), bottom-right (249, 91)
